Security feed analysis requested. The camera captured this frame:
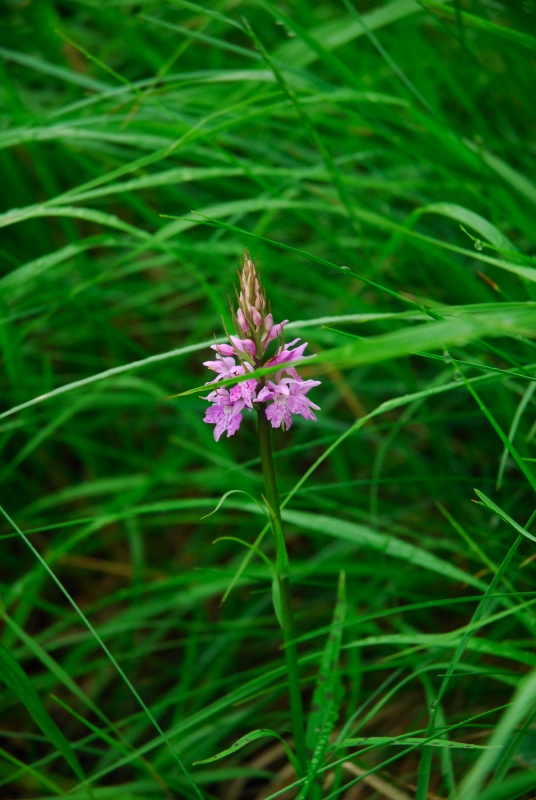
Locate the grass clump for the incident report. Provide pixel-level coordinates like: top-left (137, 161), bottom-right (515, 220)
top-left (1, 1), bottom-right (536, 798)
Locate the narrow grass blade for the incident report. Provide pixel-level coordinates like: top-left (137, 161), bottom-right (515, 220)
top-left (475, 491), bottom-right (536, 545)
top-left (193, 729), bottom-right (297, 770)
top-left (0, 645), bottom-right (83, 780)
top-left (280, 509), bottom-right (485, 589)
top-left (420, 1), bottom-right (536, 51)
top-left (300, 571), bottom-right (346, 799)
top-left (419, 203), bottom-right (518, 253)
top-left (0, 506), bottom-right (204, 800)
top-left (496, 381), bottom-right (536, 490)
top-left (457, 670), bottom-right (536, 800)
top-left (462, 374), bottom-right (536, 492)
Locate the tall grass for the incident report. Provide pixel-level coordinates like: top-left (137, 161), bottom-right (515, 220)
top-left (1, 1), bottom-right (536, 798)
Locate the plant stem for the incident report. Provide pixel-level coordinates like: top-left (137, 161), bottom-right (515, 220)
top-left (257, 406), bottom-right (308, 777)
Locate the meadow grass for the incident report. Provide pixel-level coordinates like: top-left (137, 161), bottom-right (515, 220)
top-left (1, 1), bottom-right (536, 798)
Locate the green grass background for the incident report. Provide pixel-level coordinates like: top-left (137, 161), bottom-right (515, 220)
top-left (2, 1), bottom-right (536, 798)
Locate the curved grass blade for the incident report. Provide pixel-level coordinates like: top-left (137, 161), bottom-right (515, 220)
top-left (193, 728), bottom-right (298, 772)
top-left (418, 202), bottom-right (518, 254)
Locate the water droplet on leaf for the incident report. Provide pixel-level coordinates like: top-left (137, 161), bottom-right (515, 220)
top-left (474, 239), bottom-right (483, 251)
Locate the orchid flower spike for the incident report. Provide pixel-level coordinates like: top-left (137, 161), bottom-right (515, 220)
top-left (202, 250), bottom-right (320, 440)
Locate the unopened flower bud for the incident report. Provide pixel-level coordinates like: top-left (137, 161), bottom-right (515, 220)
top-left (233, 250), bottom-right (268, 345)
top-left (211, 343), bottom-right (235, 356)
top-left (250, 306), bottom-right (262, 327)
top-left (237, 308), bottom-right (249, 333)
top-left (264, 319), bottom-right (289, 348)
top-left (229, 335), bottom-right (256, 356)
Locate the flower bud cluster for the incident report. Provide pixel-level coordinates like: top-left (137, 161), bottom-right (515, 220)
top-left (202, 251), bottom-right (320, 441)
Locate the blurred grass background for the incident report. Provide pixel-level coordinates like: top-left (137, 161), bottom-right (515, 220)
top-left (1, 1), bottom-right (536, 798)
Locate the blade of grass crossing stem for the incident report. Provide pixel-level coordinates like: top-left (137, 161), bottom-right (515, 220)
top-left (457, 670), bottom-right (536, 800)
top-left (175, 309), bottom-right (536, 399)
top-left (0, 505), bottom-right (204, 800)
top-left (299, 572), bottom-right (346, 800)
top-left (212, 357), bottom-right (482, 613)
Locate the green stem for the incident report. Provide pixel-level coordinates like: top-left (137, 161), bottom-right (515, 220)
top-left (257, 406), bottom-right (308, 777)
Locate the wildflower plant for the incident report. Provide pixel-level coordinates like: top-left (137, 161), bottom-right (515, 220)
top-left (202, 250), bottom-right (320, 441)
top-left (202, 251), bottom-right (321, 776)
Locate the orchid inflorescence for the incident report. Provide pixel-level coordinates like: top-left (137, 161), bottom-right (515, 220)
top-left (203, 251), bottom-right (320, 441)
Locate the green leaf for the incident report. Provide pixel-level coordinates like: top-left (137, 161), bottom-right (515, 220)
top-left (279, 509), bottom-right (485, 589)
top-left (419, 203), bottom-right (518, 253)
top-left (338, 736), bottom-right (499, 750)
